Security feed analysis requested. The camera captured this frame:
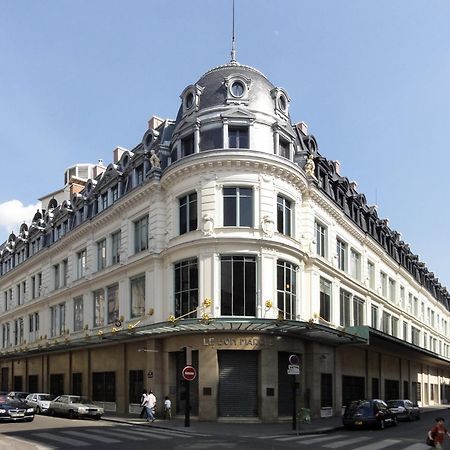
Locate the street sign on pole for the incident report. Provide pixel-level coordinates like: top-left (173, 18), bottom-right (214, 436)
top-left (182, 365), bottom-right (197, 381)
top-left (287, 364), bottom-right (300, 375)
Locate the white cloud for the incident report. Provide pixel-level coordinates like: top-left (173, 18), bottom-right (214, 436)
top-left (0, 199), bottom-right (41, 241)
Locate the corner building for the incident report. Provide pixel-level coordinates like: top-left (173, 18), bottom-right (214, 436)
top-left (1, 59), bottom-right (450, 422)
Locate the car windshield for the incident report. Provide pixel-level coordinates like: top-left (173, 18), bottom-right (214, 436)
top-left (39, 395), bottom-right (54, 401)
top-left (387, 400), bottom-right (402, 407)
top-left (346, 401), bottom-right (372, 415)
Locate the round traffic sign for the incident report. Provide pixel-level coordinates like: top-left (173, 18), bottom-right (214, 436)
top-left (289, 354), bottom-right (300, 365)
top-left (182, 365), bottom-right (197, 381)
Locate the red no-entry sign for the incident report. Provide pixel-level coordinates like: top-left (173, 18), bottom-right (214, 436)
top-left (182, 365), bottom-right (197, 381)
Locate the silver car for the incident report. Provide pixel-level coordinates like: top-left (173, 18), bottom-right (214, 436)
top-left (25, 393), bottom-right (55, 414)
top-left (386, 399), bottom-right (420, 421)
top-left (48, 395), bottom-right (104, 419)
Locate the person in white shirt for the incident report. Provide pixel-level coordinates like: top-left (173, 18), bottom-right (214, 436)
top-left (164, 396), bottom-right (172, 420)
top-left (145, 390), bottom-right (157, 422)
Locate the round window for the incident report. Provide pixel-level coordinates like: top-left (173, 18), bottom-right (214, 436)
top-left (279, 94), bottom-right (287, 112)
top-left (185, 92), bottom-right (194, 109)
top-left (145, 133), bottom-right (153, 147)
top-left (231, 81), bottom-right (245, 97)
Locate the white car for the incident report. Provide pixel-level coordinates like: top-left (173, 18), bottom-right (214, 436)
top-left (25, 393), bottom-right (55, 414)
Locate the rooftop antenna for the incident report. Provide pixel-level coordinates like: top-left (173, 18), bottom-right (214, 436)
top-left (230, 0), bottom-right (237, 64)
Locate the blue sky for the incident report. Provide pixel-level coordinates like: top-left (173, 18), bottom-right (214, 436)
top-left (1, 0), bottom-right (450, 285)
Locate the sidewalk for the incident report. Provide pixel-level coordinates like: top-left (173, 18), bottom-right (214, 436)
top-left (102, 405), bottom-right (450, 437)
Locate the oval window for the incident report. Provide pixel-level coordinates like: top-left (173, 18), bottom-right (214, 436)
top-left (185, 92), bottom-right (194, 109)
top-left (279, 94), bottom-right (287, 112)
top-left (231, 81), bottom-right (245, 97)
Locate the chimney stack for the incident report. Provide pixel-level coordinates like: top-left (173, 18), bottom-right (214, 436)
top-left (148, 115), bottom-right (164, 130)
top-left (113, 146), bottom-right (127, 164)
top-left (333, 160), bottom-right (341, 175)
top-left (296, 121), bottom-right (308, 136)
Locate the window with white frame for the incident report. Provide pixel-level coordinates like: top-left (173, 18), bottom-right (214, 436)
top-left (382, 311), bottom-right (391, 334)
top-left (411, 326), bottom-right (420, 345)
top-left (134, 216), bottom-right (149, 253)
top-left (50, 303), bottom-right (65, 337)
top-left (403, 321), bottom-right (408, 341)
top-left (62, 259), bottom-right (68, 287)
top-left (371, 305), bottom-right (378, 329)
top-left (350, 249), bottom-right (361, 280)
top-left (380, 271), bottom-right (387, 297)
top-left (400, 286), bottom-right (405, 309)
top-left (388, 278), bottom-right (396, 302)
top-left (336, 239), bottom-right (347, 271)
top-left (319, 278), bottom-right (331, 322)
top-left (73, 296), bottom-right (84, 332)
top-left (391, 316), bottom-right (399, 337)
top-left (174, 259), bottom-right (198, 318)
top-left (107, 284), bottom-right (119, 324)
top-left (130, 274), bottom-right (146, 318)
top-left (223, 187), bottom-right (253, 227)
top-left (413, 297), bottom-right (418, 316)
top-left (53, 264), bottom-right (60, 290)
top-left (353, 297), bottom-right (364, 326)
top-left (339, 289), bottom-right (351, 327)
top-left (93, 289), bottom-right (105, 328)
top-left (221, 255), bottom-right (256, 316)
top-left (97, 239), bottom-right (106, 271)
top-left (277, 195), bottom-right (292, 236)
top-left (29, 312), bottom-right (39, 342)
top-left (277, 260), bottom-right (297, 320)
top-left (315, 221), bottom-right (327, 257)
top-left (367, 260), bottom-right (375, 289)
top-left (112, 231), bottom-right (121, 265)
top-left (228, 126), bottom-right (249, 149)
top-left (179, 192), bottom-right (198, 235)
top-left (14, 318), bottom-right (24, 345)
top-left (77, 249), bottom-right (87, 279)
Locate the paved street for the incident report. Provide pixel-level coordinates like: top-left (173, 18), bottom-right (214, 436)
top-left (0, 411), bottom-right (446, 449)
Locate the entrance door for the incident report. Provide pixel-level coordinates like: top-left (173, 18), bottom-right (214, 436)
top-left (1, 368), bottom-right (8, 391)
top-left (28, 375), bottom-right (38, 393)
top-left (218, 350), bottom-right (257, 417)
top-left (342, 376), bottom-right (365, 405)
top-left (50, 374), bottom-right (64, 396)
top-left (278, 352), bottom-right (296, 415)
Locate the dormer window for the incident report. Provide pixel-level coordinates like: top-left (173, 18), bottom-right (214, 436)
top-left (142, 129), bottom-right (159, 150)
top-left (181, 134), bottom-right (194, 157)
top-left (180, 84), bottom-right (203, 116)
top-left (224, 74), bottom-right (251, 105)
top-left (271, 87), bottom-right (290, 117)
top-left (229, 126), bottom-right (249, 149)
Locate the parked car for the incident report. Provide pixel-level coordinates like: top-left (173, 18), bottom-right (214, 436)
top-left (7, 391), bottom-right (29, 401)
top-left (343, 399), bottom-right (397, 429)
top-left (48, 395), bottom-right (104, 419)
top-left (0, 398), bottom-right (34, 422)
top-left (386, 399), bottom-right (420, 421)
top-left (25, 393), bottom-right (55, 414)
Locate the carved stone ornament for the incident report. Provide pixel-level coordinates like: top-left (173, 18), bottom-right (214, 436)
top-left (150, 150), bottom-right (161, 169)
top-left (304, 153), bottom-right (315, 177)
top-left (261, 215), bottom-right (274, 238)
top-left (202, 213), bottom-right (215, 236)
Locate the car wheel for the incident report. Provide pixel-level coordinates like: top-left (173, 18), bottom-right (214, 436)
top-left (379, 419), bottom-right (385, 430)
top-left (49, 409), bottom-right (55, 416)
top-left (68, 410), bottom-right (75, 419)
top-left (36, 406), bottom-right (41, 414)
top-left (94, 415), bottom-right (101, 420)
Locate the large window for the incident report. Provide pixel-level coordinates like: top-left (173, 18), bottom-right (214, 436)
top-left (336, 239), bottom-right (347, 271)
top-left (277, 195), bottom-right (292, 236)
top-left (380, 271), bottom-right (387, 297)
top-left (107, 284), bottom-right (119, 324)
top-left (353, 297), bottom-right (364, 326)
top-left (93, 289), bottom-right (105, 327)
top-left (200, 127), bottom-right (222, 151)
top-left (92, 372), bottom-right (115, 402)
top-left (181, 134), bottom-right (194, 156)
top-left (134, 216), bottom-right (149, 253)
top-left (229, 126), bottom-right (249, 149)
top-left (223, 187), bottom-right (253, 227)
top-left (50, 303), bottom-right (65, 337)
top-left (320, 278), bottom-right (331, 322)
top-left (77, 249), bottom-right (86, 279)
top-left (174, 259), bottom-right (198, 318)
top-left (97, 239), bottom-right (106, 271)
top-left (221, 255), bottom-right (256, 316)
top-left (321, 373), bottom-right (333, 407)
top-left (179, 192), bottom-right (198, 235)
top-left (315, 221), bottom-right (327, 257)
top-left (28, 313), bottom-right (39, 342)
top-left (112, 231), bottom-right (121, 265)
top-left (73, 296), bottom-right (83, 332)
top-left (130, 275), bottom-right (146, 318)
top-left (367, 261), bottom-right (375, 289)
top-left (277, 260), bottom-right (297, 320)
top-left (371, 305), bottom-right (378, 329)
top-left (350, 249), bottom-right (361, 280)
top-left (129, 370), bottom-right (144, 404)
top-left (339, 290), bottom-right (351, 326)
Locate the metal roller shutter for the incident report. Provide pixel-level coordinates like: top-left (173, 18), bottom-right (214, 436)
top-left (218, 350), bottom-right (258, 417)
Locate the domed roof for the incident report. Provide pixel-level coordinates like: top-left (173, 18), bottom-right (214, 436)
top-left (174, 62), bottom-right (292, 126)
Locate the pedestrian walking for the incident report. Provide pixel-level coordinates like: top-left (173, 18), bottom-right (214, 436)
top-left (164, 396), bottom-right (172, 420)
top-left (139, 389), bottom-right (147, 419)
top-left (145, 390), bottom-right (157, 423)
top-left (428, 417), bottom-right (450, 449)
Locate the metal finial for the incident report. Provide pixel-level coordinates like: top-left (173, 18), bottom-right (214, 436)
top-left (230, 0), bottom-right (237, 63)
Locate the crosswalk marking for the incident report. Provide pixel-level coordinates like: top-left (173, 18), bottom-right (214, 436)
top-left (354, 439), bottom-right (402, 450)
top-left (255, 434), bottom-right (292, 439)
top-left (401, 445), bottom-right (429, 450)
top-left (90, 428), bottom-right (147, 441)
top-left (33, 432), bottom-right (90, 447)
top-left (277, 433), bottom-right (346, 443)
top-left (62, 430), bottom-right (120, 443)
top-left (120, 427), bottom-right (171, 440)
top-left (322, 436), bottom-right (372, 448)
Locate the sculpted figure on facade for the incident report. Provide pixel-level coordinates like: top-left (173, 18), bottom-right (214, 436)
top-left (261, 215), bottom-right (274, 238)
top-left (202, 213), bottom-right (215, 236)
top-left (304, 153), bottom-right (315, 177)
top-left (150, 150), bottom-right (161, 169)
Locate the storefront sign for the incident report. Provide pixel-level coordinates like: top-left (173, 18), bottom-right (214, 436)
top-left (202, 336), bottom-right (272, 347)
